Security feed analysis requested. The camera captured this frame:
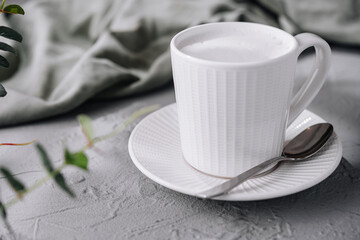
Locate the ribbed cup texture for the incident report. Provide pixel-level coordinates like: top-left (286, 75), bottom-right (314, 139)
top-left (172, 54), bottom-right (296, 178)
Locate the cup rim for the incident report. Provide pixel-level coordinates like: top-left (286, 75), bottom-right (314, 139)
top-left (170, 22), bottom-right (298, 68)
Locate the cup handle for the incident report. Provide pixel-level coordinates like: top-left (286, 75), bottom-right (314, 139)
top-left (287, 33), bottom-right (331, 126)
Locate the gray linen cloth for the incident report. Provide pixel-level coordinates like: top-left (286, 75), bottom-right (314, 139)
top-left (0, 0), bottom-right (359, 126)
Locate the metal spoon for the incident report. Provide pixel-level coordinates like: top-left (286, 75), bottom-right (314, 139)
top-left (196, 123), bottom-right (334, 199)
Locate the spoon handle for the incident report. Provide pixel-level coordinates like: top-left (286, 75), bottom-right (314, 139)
top-left (196, 156), bottom-right (285, 199)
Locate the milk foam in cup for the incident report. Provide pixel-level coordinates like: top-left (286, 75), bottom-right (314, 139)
top-left (180, 33), bottom-right (291, 63)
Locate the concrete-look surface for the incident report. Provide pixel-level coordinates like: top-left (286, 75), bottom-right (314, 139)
top-left (0, 46), bottom-right (359, 240)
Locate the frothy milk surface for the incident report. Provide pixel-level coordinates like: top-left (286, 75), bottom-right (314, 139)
top-left (180, 34), bottom-right (291, 63)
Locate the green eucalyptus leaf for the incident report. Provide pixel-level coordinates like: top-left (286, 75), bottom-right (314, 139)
top-left (36, 143), bottom-right (54, 173)
top-left (0, 54), bottom-right (9, 68)
top-left (0, 167), bottom-right (26, 194)
top-left (3, 4), bottom-right (24, 15)
top-left (0, 26), bottom-right (22, 42)
top-left (36, 144), bottom-right (75, 198)
top-left (0, 83), bottom-right (7, 97)
top-left (0, 201), bottom-right (6, 219)
top-left (54, 173), bottom-right (75, 198)
top-left (77, 114), bottom-right (94, 140)
top-left (0, 0), bottom-right (6, 10)
top-left (64, 149), bottom-right (88, 170)
top-left (0, 42), bottom-right (15, 54)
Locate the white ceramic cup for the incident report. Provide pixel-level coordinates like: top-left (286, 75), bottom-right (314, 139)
top-left (170, 22), bottom-right (331, 178)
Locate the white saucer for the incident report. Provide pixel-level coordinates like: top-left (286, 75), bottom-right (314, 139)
top-left (128, 103), bottom-right (342, 201)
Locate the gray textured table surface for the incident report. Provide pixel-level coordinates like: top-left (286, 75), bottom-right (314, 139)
top-left (0, 46), bottom-right (359, 240)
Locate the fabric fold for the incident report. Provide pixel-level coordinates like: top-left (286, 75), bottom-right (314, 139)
top-left (0, 0), bottom-right (358, 126)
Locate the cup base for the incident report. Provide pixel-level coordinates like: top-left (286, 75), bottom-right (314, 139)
top-left (182, 154), bottom-right (280, 179)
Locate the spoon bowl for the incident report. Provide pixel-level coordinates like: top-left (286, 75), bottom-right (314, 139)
top-left (283, 123), bottom-right (333, 159)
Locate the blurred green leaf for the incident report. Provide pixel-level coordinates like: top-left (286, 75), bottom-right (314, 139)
top-left (0, 54), bottom-right (9, 68)
top-left (36, 143), bottom-right (75, 198)
top-left (0, 201), bottom-right (6, 219)
top-left (65, 149), bottom-right (88, 170)
top-left (0, 0), bottom-right (6, 10)
top-left (0, 26), bottom-right (22, 42)
top-left (0, 83), bottom-right (6, 97)
top-left (77, 114), bottom-right (94, 141)
top-left (54, 173), bottom-right (75, 198)
top-left (1, 168), bottom-right (25, 195)
top-left (3, 4), bottom-right (24, 15)
top-left (0, 42), bottom-right (15, 54)
top-left (36, 143), bottom-right (54, 173)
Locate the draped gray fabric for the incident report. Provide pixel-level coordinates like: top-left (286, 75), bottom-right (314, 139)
top-left (0, 0), bottom-right (358, 126)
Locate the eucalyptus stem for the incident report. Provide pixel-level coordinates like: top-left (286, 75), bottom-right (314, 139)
top-left (80, 105), bottom-right (160, 151)
top-left (94, 105), bottom-right (159, 143)
top-left (4, 163), bottom-right (67, 209)
top-left (2, 105), bottom-right (160, 216)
